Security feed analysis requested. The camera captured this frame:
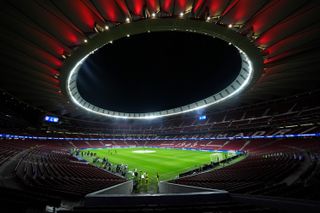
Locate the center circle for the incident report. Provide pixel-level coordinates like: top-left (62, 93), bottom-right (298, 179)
top-left (76, 31), bottom-right (241, 113)
top-left (132, 150), bottom-right (156, 154)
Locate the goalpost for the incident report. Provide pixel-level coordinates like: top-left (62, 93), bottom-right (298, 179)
top-left (210, 152), bottom-right (232, 163)
top-left (210, 153), bottom-right (220, 163)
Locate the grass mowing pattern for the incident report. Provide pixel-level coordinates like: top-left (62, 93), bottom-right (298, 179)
top-left (83, 147), bottom-right (233, 183)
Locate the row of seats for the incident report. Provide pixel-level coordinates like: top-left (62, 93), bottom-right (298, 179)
top-left (14, 146), bottom-right (125, 198)
top-left (0, 142), bottom-right (126, 199)
top-left (173, 152), bottom-right (302, 193)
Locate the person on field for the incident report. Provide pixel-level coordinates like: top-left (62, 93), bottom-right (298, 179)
top-left (145, 172), bottom-right (149, 184)
top-left (141, 172), bottom-right (145, 184)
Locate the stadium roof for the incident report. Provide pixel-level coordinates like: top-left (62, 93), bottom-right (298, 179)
top-left (0, 0), bottom-right (319, 122)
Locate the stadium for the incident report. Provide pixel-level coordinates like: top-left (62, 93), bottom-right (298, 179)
top-left (0, 0), bottom-right (320, 212)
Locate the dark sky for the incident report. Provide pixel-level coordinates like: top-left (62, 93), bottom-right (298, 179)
top-left (77, 31), bottom-right (241, 113)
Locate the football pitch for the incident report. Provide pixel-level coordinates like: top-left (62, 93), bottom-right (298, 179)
top-left (82, 147), bottom-right (235, 184)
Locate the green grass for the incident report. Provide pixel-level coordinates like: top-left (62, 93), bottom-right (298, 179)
top-left (82, 147), bottom-right (235, 183)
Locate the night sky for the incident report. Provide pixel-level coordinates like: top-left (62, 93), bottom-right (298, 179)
top-left (77, 31), bottom-right (241, 113)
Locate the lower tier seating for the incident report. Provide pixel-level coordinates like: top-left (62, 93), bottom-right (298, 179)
top-left (173, 152), bottom-right (303, 193)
